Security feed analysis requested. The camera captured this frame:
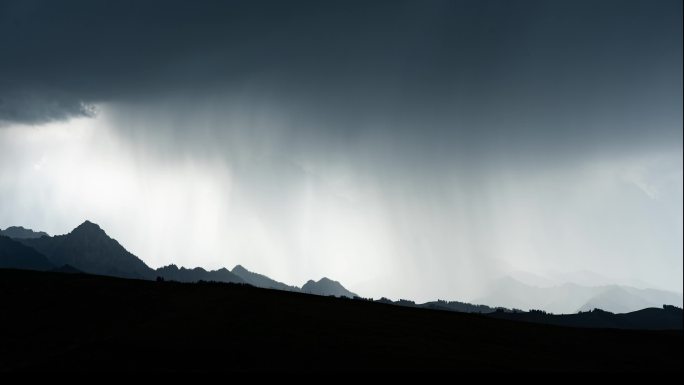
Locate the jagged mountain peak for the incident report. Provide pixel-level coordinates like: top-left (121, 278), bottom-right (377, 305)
top-left (3, 220), bottom-right (358, 298)
top-left (155, 264), bottom-right (243, 284)
top-left (15, 221), bottom-right (154, 280)
top-left (302, 277), bottom-right (357, 298)
top-left (71, 220), bottom-right (106, 235)
top-left (230, 264), bottom-right (299, 292)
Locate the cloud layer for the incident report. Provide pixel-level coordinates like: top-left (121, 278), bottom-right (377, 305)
top-left (1, 1), bottom-right (681, 152)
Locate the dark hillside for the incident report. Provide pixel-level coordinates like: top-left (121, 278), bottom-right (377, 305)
top-left (0, 269), bottom-right (681, 372)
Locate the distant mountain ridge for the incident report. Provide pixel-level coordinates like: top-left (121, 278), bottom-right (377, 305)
top-left (487, 306), bottom-right (683, 330)
top-left (232, 264), bottom-right (300, 292)
top-left (0, 226), bottom-right (48, 239)
top-left (302, 277), bottom-right (358, 298)
top-left (19, 221), bottom-right (155, 280)
top-left (1, 220), bottom-right (357, 298)
top-left (0, 235), bottom-right (54, 271)
top-left (475, 276), bottom-right (683, 314)
top-left (156, 264), bottom-right (244, 284)
top-left (2, 220), bottom-right (681, 327)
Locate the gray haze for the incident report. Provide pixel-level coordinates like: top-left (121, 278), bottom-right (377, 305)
top-left (0, 0), bottom-right (681, 302)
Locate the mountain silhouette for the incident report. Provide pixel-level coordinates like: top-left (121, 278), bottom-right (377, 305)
top-left (475, 276), bottom-right (683, 314)
top-left (302, 277), bottom-right (357, 298)
top-left (231, 264), bottom-right (300, 292)
top-left (421, 299), bottom-right (500, 314)
top-left (0, 235), bottom-right (54, 271)
top-left (2, 219), bottom-right (683, 332)
top-left (577, 286), bottom-right (684, 314)
top-left (156, 264), bottom-right (244, 284)
top-left (576, 286), bottom-right (658, 314)
top-left (8, 221), bottom-right (359, 296)
top-left (5, 219), bottom-right (680, 327)
top-left (488, 306), bottom-right (684, 330)
top-left (0, 226), bottom-right (48, 239)
top-left (19, 220), bottom-right (154, 280)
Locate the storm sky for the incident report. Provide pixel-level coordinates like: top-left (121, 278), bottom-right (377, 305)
top-left (0, 0), bottom-right (681, 301)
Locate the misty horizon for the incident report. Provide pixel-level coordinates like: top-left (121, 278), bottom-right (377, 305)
top-left (2, 219), bottom-right (682, 313)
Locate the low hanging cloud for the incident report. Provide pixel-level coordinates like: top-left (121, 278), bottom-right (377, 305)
top-left (0, 90), bottom-right (97, 126)
top-left (0, 0), bottom-right (680, 159)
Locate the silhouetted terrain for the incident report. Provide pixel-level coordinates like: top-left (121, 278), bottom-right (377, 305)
top-left (0, 235), bottom-right (54, 271)
top-left (302, 277), bottom-right (358, 298)
top-left (476, 276), bottom-right (683, 314)
top-left (421, 299), bottom-right (500, 313)
top-left (18, 221), bottom-right (154, 280)
top-left (156, 264), bottom-right (245, 284)
top-left (0, 226), bottom-right (48, 239)
top-left (487, 307), bottom-right (684, 330)
top-left (375, 297), bottom-right (683, 330)
top-left (232, 264), bottom-right (299, 292)
top-left (4, 221), bottom-right (357, 297)
top-left (1, 220), bottom-right (683, 333)
top-left (0, 269), bottom-right (681, 372)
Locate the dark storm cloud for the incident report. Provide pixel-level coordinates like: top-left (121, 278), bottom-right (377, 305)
top-left (0, 90), bottom-right (96, 124)
top-left (0, 0), bottom-right (681, 156)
